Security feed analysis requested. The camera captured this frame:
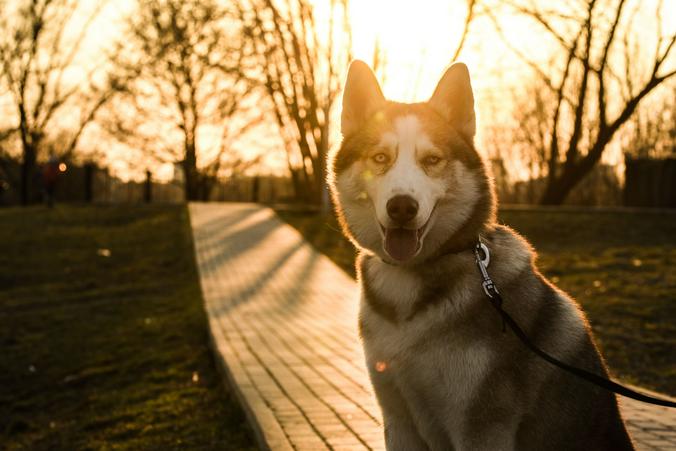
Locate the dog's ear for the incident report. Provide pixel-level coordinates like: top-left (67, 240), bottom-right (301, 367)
top-left (341, 60), bottom-right (386, 136)
top-left (428, 62), bottom-right (475, 138)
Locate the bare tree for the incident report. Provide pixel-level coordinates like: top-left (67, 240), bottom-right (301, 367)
top-left (451, 0), bottom-right (481, 62)
top-left (371, 37), bottom-right (389, 88)
top-left (0, 0), bottom-right (120, 204)
top-left (107, 0), bottom-right (255, 201)
top-left (504, 75), bottom-right (557, 202)
top-left (489, 0), bottom-right (676, 204)
top-left (239, 0), bottom-right (351, 207)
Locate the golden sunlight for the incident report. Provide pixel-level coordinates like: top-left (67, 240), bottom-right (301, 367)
top-left (349, 0), bottom-right (478, 102)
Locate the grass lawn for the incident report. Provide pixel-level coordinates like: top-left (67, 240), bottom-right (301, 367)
top-left (277, 208), bottom-right (676, 397)
top-left (0, 205), bottom-right (255, 450)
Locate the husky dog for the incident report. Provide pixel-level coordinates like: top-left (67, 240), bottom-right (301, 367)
top-left (328, 60), bottom-right (634, 451)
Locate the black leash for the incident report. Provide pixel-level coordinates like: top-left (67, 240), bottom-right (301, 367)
top-left (474, 241), bottom-right (676, 409)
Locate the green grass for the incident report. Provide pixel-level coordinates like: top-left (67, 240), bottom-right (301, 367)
top-left (276, 208), bottom-right (676, 397)
top-left (0, 205), bottom-right (255, 450)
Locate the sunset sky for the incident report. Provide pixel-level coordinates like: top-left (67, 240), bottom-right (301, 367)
top-left (2, 0), bottom-right (674, 181)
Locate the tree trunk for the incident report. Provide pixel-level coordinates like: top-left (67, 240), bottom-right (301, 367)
top-left (183, 142), bottom-right (199, 201)
top-left (21, 145), bottom-right (37, 206)
top-left (200, 177), bottom-right (212, 202)
top-left (540, 128), bottom-right (616, 205)
top-left (290, 169), bottom-right (300, 201)
top-left (540, 165), bottom-right (588, 205)
top-left (84, 163), bottom-right (95, 202)
top-left (144, 170), bottom-right (152, 203)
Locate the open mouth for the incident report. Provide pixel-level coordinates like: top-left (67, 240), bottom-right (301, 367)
top-left (379, 213), bottom-right (433, 262)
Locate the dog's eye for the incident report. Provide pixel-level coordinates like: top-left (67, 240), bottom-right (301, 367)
top-left (423, 155), bottom-right (442, 166)
top-left (372, 153), bottom-right (389, 164)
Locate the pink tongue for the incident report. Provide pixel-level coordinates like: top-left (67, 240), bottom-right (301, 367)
top-left (384, 228), bottom-right (419, 261)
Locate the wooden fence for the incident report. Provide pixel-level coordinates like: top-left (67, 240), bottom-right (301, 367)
top-left (624, 156), bottom-right (676, 208)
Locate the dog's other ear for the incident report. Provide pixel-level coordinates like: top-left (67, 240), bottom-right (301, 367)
top-left (342, 60), bottom-right (386, 136)
top-left (428, 62), bottom-right (475, 138)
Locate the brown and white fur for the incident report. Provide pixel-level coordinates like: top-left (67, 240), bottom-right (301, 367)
top-left (328, 60), bottom-right (634, 451)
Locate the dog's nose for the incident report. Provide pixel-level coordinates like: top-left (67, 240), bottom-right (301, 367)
top-left (386, 195), bottom-right (419, 225)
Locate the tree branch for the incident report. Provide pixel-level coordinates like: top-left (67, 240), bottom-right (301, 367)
top-left (451, 0), bottom-right (479, 62)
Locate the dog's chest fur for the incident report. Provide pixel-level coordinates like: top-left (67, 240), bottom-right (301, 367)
top-left (358, 254), bottom-right (498, 445)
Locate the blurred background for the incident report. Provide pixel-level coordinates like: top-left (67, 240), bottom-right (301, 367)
top-left (1, 1), bottom-right (674, 449)
top-left (0, 0), bottom-right (674, 208)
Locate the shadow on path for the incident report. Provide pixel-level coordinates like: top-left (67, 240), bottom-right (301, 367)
top-left (198, 213), bottom-right (280, 272)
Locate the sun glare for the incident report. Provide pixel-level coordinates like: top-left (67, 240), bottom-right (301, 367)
top-left (349, 0), bottom-right (478, 102)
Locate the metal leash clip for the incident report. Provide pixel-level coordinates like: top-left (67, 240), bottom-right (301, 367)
top-left (474, 241), bottom-right (499, 299)
top-left (475, 240), bottom-right (505, 332)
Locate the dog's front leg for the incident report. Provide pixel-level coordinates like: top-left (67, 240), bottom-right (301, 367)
top-left (370, 372), bottom-right (430, 450)
top-left (457, 420), bottom-right (517, 451)
top-left (383, 416), bottom-right (430, 451)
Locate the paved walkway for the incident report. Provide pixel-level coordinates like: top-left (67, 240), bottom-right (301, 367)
top-left (189, 203), bottom-right (676, 451)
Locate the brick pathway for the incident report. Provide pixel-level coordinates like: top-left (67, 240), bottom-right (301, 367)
top-left (189, 203), bottom-right (676, 451)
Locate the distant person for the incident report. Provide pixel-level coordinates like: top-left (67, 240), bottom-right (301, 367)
top-left (43, 155), bottom-right (60, 208)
